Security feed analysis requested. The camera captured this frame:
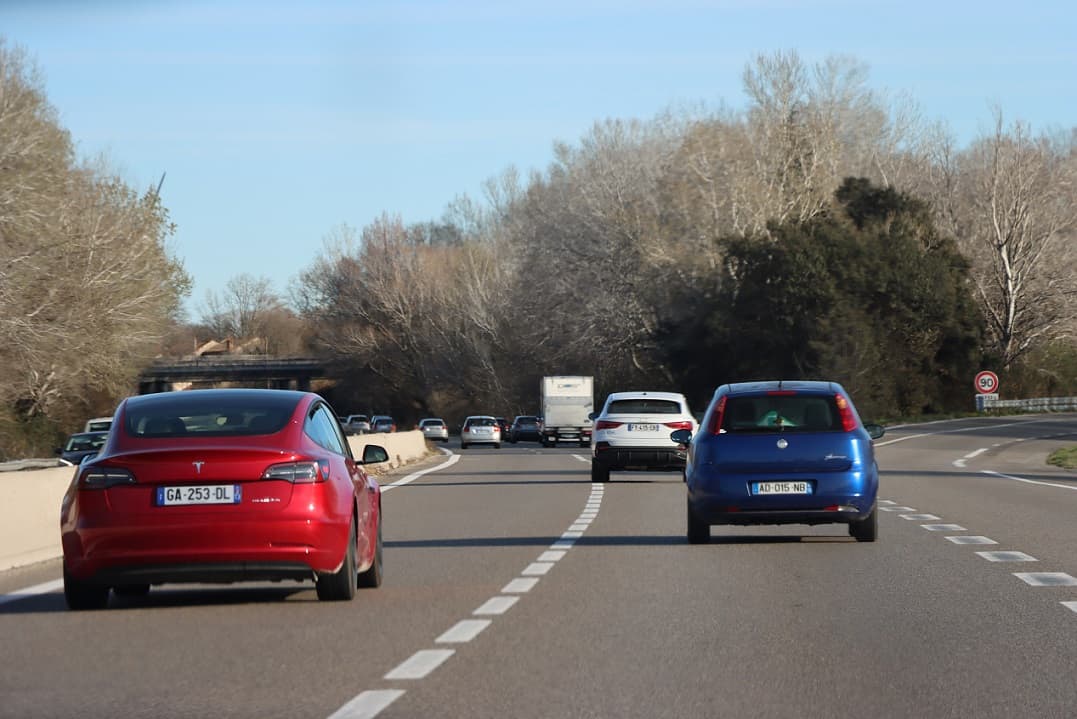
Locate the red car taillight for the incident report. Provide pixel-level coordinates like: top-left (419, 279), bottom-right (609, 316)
top-left (595, 420), bottom-right (623, 430)
top-left (79, 467), bottom-right (136, 490)
top-left (262, 460), bottom-right (328, 483)
top-left (835, 394), bottom-right (858, 432)
top-left (663, 420), bottom-right (693, 431)
top-left (707, 396), bottom-right (727, 435)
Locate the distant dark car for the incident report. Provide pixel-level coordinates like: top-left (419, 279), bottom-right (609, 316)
top-left (56, 431), bottom-right (109, 466)
top-left (508, 415), bottom-right (543, 443)
top-left (675, 380), bottom-right (884, 544)
top-left (495, 417), bottom-right (510, 436)
top-left (60, 388), bottom-right (387, 610)
top-left (370, 415), bottom-right (396, 433)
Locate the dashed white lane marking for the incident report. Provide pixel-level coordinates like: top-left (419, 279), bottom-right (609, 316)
top-left (522, 562), bottom-right (555, 576)
top-left (0, 579), bottom-right (63, 606)
top-left (436, 620), bottom-right (492, 644)
top-left (952, 447), bottom-right (989, 468)
top-left (474, 596), bottom-right (520, 615)
top-left (976, 551), bottom-right (1037, 562)
top-left (326, 690), bottom-right (405, 719)
top-left (384, 650), bottom-right (455, 680)
top-left (573, 454), bottom-right (590, 463)
top-left (922, 524), bottom-right (967, 531)
top-left (877, 499), bottom-right (896, 505)
top-left (982, 470), bottom-right (1077, 492)
top-left (550, 540), bottom-right (575, 549)
top-left (568, 523), bottom-right (591, 531)
top-left (502, 578), bottom-right (539, 593)
top-left (538, 550), bottom-right (567, 562)
top-left (381, 451), bottom-right (460, 493)
top-left (561, 530), bottom-right (584, 539)
top-left (880, 506), bottom-right (916, 512)
top-left (1014, 573), bottom-right (1077, 587)
top-left (946, 536), bottom-right (997, 545)
top-left (901, 514), bottom-right (941, 521)
top-left (874, 418), bottom-right (1055, 447)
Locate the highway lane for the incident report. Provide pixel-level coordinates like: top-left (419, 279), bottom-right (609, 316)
top-left (2, 417), bottom-right (1076, 718)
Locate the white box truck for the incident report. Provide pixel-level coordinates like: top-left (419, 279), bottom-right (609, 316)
top-left (541, 376), bottom-right (594, 447)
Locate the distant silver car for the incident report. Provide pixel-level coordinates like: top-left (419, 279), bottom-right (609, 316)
top-left (461, 415), bottom-right (501, 449)
top-left (343, 414), bottom-right (371, 435)
top-left (419, 417), bottom-right (449, 442)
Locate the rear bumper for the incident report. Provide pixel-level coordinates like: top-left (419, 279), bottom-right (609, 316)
top-left (688, 479), bottom-right (876, 526)
top-left (593, 444), bottom-right (686, 470)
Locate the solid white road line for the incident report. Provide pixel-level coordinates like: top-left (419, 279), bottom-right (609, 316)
top-left (874, 418), bottom-right (1055, 448)
top-left (436, 620), bottom-right (492, 644)
top-left (1062, 602), bottom-right (1077, 614)
top-left (326, 690), bottom-right (405, 719)
top-left (982, 470), bottom-right (1077, 492)
top-left (381, 452), bottom-right (460, 493)
top-left (0, 578), bottom-right (63, 606)
top-left (384, 650), bottom-right (455, 680)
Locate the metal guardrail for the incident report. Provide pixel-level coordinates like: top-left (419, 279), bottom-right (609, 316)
top-left (981, 396), bottom-right (1077, 412)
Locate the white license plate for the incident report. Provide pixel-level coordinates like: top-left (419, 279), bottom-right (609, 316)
top-left (753, 481), bottom-right (810, 495)
top-left (157, 484), bottom-right (242, 506)
top-left (628, 423), bottom-right (660, 432)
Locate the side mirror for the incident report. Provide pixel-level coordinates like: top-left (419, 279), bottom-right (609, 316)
top-left (361, 444), bottom-right (389, 465)
top-left (587, 412), bottom-right (596, 421)
top-left (864, 423), bottom-right (885, 440)
top-left (670, 429), bottom-right (692, 445)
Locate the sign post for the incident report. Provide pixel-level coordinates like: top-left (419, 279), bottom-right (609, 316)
top-left (974, 371), bottom-right (1000, 412)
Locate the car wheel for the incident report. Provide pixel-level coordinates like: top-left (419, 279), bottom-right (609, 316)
top-left (357, 514), bottom-right (383, 588)
top-left (849, 506), bottom-right (878, 542)
top-left (63, 564), bottom-right (109, 610)
top-left (495, 442), bottom-right (501, 449)
top-left (590, 460), bottom-right (609, 483)
top-left (687, 498), bottom-right (710, 544)
top-left (461, 442), bottom-right (468, 449)
top-left (317, 520), bottom-right (358, 601)
top-left (112, 583), bottom-right (151, 598)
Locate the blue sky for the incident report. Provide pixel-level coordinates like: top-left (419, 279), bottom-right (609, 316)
top-left (3, 0), bottom-right (1075, 320)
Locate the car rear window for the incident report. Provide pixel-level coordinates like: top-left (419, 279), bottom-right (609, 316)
top-left (721, 395), bottom-right (841, 433)
top-left (421, 419), bottom-right (444, 427)
top-left (125, 395), bottom-right (295, 437)
top-left (607, 399), bottom-right (682, 415)
top-left (467, 417), bottom-right (496, 427)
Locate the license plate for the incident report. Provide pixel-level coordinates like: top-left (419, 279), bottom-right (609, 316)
top-left (157, 484), bottom-right (242, 506)
top-left (752, 481), bottom-right (811, 495)
top-left (629, 423), bottom-right (660, 432)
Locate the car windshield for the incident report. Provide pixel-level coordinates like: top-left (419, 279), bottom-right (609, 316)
top-left (607, 399), bottom-right (682, 415)
top-left (721, 395), bottom-right (841, 432)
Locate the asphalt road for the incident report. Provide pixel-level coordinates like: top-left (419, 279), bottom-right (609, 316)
top-left (3, 415), bottom-right (1077, 719)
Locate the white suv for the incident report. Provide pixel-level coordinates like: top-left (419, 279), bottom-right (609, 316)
top-left (589, 391), bottom-right (697, 482)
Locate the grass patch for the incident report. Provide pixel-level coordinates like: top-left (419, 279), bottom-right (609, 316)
top-left (1047, 447), bottom-right (1077, 470)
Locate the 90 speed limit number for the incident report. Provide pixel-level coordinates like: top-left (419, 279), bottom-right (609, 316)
top-left (156, 484), bottom-right (242, 506)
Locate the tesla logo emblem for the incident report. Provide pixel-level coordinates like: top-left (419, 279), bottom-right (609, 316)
top-left (192, 461), bottom-right (205, 474)
top-left (776, 438), bottom-right (788, 449)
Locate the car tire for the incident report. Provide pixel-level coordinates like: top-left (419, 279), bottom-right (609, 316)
top-left (687, 499), bottom-right (710, 544)
top-left (849, 506), bottom-right (878, 542)
top-left (63, 564), bottom-right (109, 610)
top-left (461, 442), bottom-right (468, 449)
top-left (590, 460), bottom-right (609, 483)
top-left (357, 514), bottom-right (383, 588)
top-left (112, 583), bottom-right (151, 598)
top-left (317, 520), bottom-right (358, 601)
top-left (495, 442), bottom-right (501, 449)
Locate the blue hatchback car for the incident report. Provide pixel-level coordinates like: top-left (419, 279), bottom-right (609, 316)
top-left (672, 381), bottom-right (884, 544)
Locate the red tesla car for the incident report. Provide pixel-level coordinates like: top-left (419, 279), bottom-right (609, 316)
top-left (61, 388), bottom-right (385, 609)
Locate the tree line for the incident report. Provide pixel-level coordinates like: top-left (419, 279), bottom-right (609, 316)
top-left (2, 44), bottom-right (1074, 457)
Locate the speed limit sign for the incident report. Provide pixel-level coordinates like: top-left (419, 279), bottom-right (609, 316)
top-left (975, 371), bottom-right (999, 394)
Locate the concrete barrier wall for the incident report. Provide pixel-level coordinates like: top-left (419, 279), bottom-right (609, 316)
top-left (0, 430), bottom-right (432, 573)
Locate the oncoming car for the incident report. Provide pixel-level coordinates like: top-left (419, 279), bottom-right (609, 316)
top-left (460, 415), bottom-right (501, 449)
top-left (674, 380), bottom-right (884, 544)
top-left (60, 388), bottom-right (387, 609)
top-left (589, 391), bottom-right (697, 483)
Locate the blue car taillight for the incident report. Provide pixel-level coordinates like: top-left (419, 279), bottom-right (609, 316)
top-left (262, 460), bottom-right (327, 483)
top-left (79, 467), bottom-right (136, 490)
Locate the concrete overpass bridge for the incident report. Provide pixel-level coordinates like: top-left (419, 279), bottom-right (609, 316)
top-left (138, 356), bottom-right (330, 394)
